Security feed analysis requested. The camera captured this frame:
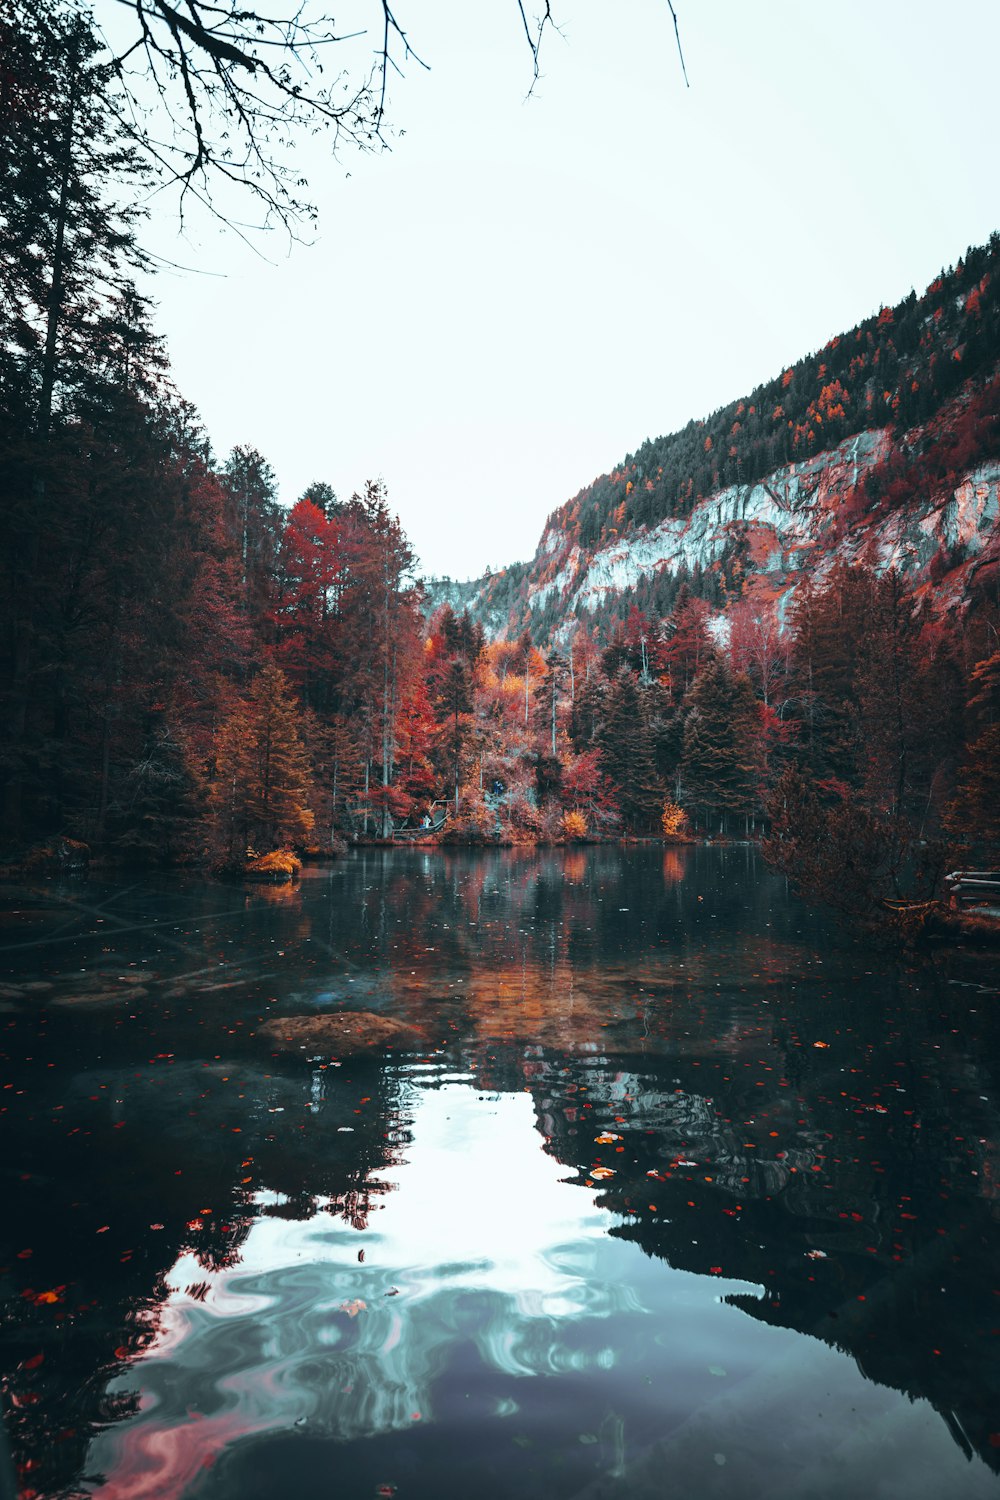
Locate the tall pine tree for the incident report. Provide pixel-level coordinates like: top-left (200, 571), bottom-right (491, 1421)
top-left (681, 659), bottom-right (762, 833)
top-left (598, 670), bottom-right (662, 832)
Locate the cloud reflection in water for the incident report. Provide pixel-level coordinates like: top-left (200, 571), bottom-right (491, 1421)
top-left (88, 1082), bottom-right (642, 1495)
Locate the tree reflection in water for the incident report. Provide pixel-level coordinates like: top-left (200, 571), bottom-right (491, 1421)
top-left (1, 846), bottom-right (998, 1497)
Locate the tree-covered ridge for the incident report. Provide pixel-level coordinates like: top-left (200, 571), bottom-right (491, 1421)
top-left (463, 234), bottom-right (1000, 638)
top-left (552, 235), bottom-right (1000, 547)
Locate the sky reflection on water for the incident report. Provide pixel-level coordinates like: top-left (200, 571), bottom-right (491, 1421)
top-left (1, 846), bottom-right (999, 1499)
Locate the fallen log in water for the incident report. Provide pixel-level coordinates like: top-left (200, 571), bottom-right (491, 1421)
top-left (942, 870), bottom-right (1000, 908)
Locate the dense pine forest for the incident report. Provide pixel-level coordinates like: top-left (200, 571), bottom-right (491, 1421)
top-left (1, 1), bottom-right (999, 929)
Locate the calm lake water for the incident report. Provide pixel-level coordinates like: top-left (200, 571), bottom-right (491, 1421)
top-left (1, 846), bottom-right (999, 1499)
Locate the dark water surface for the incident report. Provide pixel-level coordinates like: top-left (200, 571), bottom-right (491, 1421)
top-left (1, 846), bottom-right (1000, 1499)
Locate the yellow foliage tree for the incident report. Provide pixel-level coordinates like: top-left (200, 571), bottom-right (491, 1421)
top-left (660, 799), bottom-right (689, 840)
top-left (210, 662), bottom-right (315, 865)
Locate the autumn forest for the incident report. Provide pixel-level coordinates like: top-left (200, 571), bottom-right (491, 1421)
top-left (2, 1), bottom-right (1000, 930)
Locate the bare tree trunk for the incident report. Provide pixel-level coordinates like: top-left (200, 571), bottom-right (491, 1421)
top-left (453, 700), bottom-right (460, 814)
top-left (381, 640), bottom-right (392, 838)
top-left (94, 603), bottom-right (122, 845)
top-left (36, 32), bottom-right (79, 444)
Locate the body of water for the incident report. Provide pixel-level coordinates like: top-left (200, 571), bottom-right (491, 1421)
top-left (1, 846), bottom-right (999, 1498)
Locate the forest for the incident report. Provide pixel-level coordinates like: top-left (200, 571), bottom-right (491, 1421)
top-left (1, 0), bottom-right (999, 927)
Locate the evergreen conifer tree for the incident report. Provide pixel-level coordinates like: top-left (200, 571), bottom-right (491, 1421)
top-left (598, 670), bottom-right (662, 831)
top-left (947, 723), bottom-right (1000, 854)
top-left (788, 565), bottom-right (871, 787)
top-left (435, 656), bottom-right (474, 814)
top-left (680, 659), bottom-right (762, 833)
top-left (0, 1), bottom-right (152, 835)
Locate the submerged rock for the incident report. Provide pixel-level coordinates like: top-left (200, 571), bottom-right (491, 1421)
top-left (50, 986), bottom-right (149, 1009)
top-left (257, 1010), bottom-right (427, 1057)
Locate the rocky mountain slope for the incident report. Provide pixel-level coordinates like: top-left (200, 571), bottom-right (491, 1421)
top-left (428, 234), bottom-right (1000, 640)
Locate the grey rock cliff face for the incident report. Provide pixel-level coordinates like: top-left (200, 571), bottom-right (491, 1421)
top-left (431, 429), bottom-right (1000, 640)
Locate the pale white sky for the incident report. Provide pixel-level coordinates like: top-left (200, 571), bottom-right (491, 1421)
top-left (141, 0), bottom-right (1000, 580)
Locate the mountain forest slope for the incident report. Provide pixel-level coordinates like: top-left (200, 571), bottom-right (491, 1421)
top-left (440, 234), bottom-right (1000, 642)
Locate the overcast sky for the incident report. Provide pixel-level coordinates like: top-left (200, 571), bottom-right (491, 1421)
top-left (141, 0), bottom-right (1000, 581)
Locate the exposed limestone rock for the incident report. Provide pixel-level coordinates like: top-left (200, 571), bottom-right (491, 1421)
top-left (495, 431), bottom-right (1000, 632)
